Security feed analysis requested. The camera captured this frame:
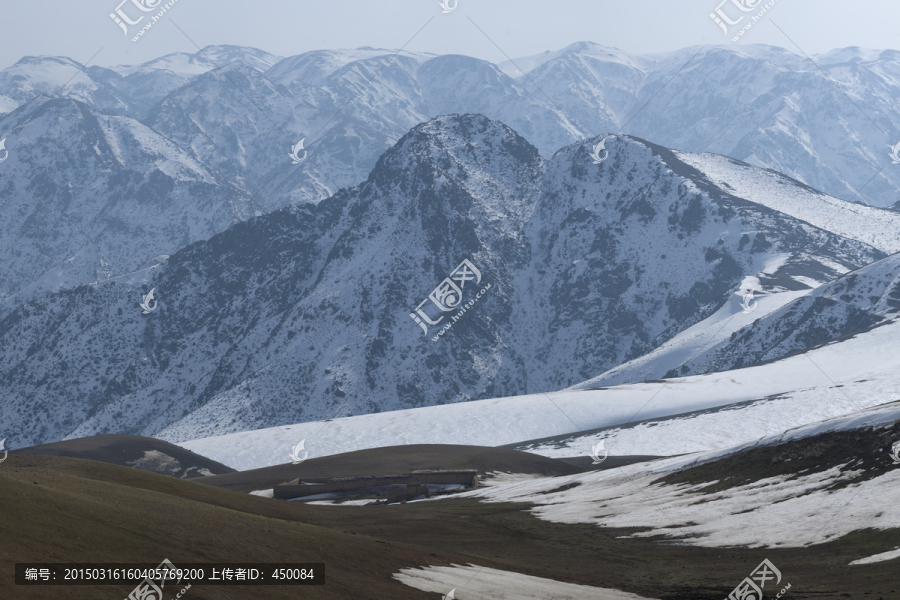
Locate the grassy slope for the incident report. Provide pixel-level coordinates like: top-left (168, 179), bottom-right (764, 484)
top-left (1, 453), bottom-right (434, 600)
top-left (192, 444), bottom-right (583, 493)
top-left (1, 451), bottom-right (897, 599)
top-left (12, 434), bottom-right (236, 475)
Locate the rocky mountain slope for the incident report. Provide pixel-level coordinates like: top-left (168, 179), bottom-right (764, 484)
top-left (508, 42), bottom-right (900, 208)
top-left (673, 251), bottom-right (900, 376)
top-left (0, 46), bottom-right (282, 118)
top-left (4, 42), bottom-right (900, 311)
top-left (0, 115), bottom-right (890, 448)
top-left (570, 249), bottom-right (900, 388)
top-left (0, 96), bottom-right (264, 311)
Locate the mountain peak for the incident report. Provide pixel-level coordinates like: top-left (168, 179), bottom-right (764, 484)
top-left (14, 55), bottom-right (83, 69)
top-left (0, 110), bottom-right (887, 446)
top-left (372, 113), bottom-right (541, 182)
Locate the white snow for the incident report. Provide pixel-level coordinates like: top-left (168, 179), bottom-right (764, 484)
top-left (305, 499), bottom-right (374, 506)
top-left (178, 315), bottom-right (900, 471)
top-left (394, 564), bottom-right (656, 600)
top-left (849, 547), bottom-right (900, 565)
top-left (497, 41), bottom-right (658, 78)
top-left (464, 457), bottom-right (900, 548)
top-left (109, 46), bottom-right (282, 79)
top-left (675, 151), bottom-right (900, 253)
top-left (569, 286), bottom-right (812, 388)
top-left (461, 403), bottom-right (900, 549)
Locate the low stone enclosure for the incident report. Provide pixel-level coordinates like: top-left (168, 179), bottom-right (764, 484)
top-left (273, 470), bottom-right (479, 503)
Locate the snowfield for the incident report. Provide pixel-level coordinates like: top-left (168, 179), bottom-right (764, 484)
top-left (178, 309), bottom-right (900, 471)
top-left (565, 285), bottom-right (811, 388)
top-left (394, 564), bottom-right (656, 600)
top-left (464, 451), bottom-right (900, 549)
top-left (461, 401), bottom-right (900, 549)
top-left (674, 151), bottom-right (900, 254)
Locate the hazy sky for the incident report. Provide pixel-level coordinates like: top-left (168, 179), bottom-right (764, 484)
top-left (4, 0), bottom-right (900, 69)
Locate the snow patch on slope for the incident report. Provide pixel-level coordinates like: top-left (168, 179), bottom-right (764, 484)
top-left (467, 457), bottom-right (900, 548)
top-left (676, 151), bottom-right (900, 253)
top-left (179, 315), bottom-right (900, 471)
top-left (395, 564), bottom-right (655, 600)
top-left (569, 287), bottom-right (811, 388)
top-left (849, 547), bottom-right (900, 565)
top-left (467, 403), bottom-right (900, 549)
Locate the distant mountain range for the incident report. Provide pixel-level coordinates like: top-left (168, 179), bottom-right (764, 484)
top-left (0, 96), bottom-right (264, 312)
top-left (3, 42), bottom-right (900, 311)
top-left (5, 43), bottom-right (899, 213)
top-left (503, 43), bottom-right (900, 209)
top-left (1, 113), bottom-right (896, 448)
top-left (3, 42), bottom-right (900, 448)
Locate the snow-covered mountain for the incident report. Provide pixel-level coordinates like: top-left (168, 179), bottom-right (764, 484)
top-left (510, 42), bottom-right (900, 208)
top-left (0, 46), bottom-right (282, 307)
top-left (0, 115), bottom-right (890, 448)
top-left (499, 42), bottom-right (653, 142)
top-left (4, 42), bottom-right (900, 306)
top-left (0, 55), bottom-right (135, 116)
top-left (0, 46), bottom-right (283, 119)
top-left (571, 250), bottom-right (900, 388)
top-left (175, 238), bottom-right (900, 473)
top-left (179, 287), bottom-right (900, 472)
top-left (146, 48), bottom-right (583, 209)
top-left (0, 96), bottom-right (264, 310)
top-left (4, 42), bottom-right (899, 215)
top-left (672, 251), bottom-right (900, 376)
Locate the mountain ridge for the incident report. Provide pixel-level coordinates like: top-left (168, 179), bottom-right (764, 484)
top-left (0, 114), bottom-right (889, 448)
